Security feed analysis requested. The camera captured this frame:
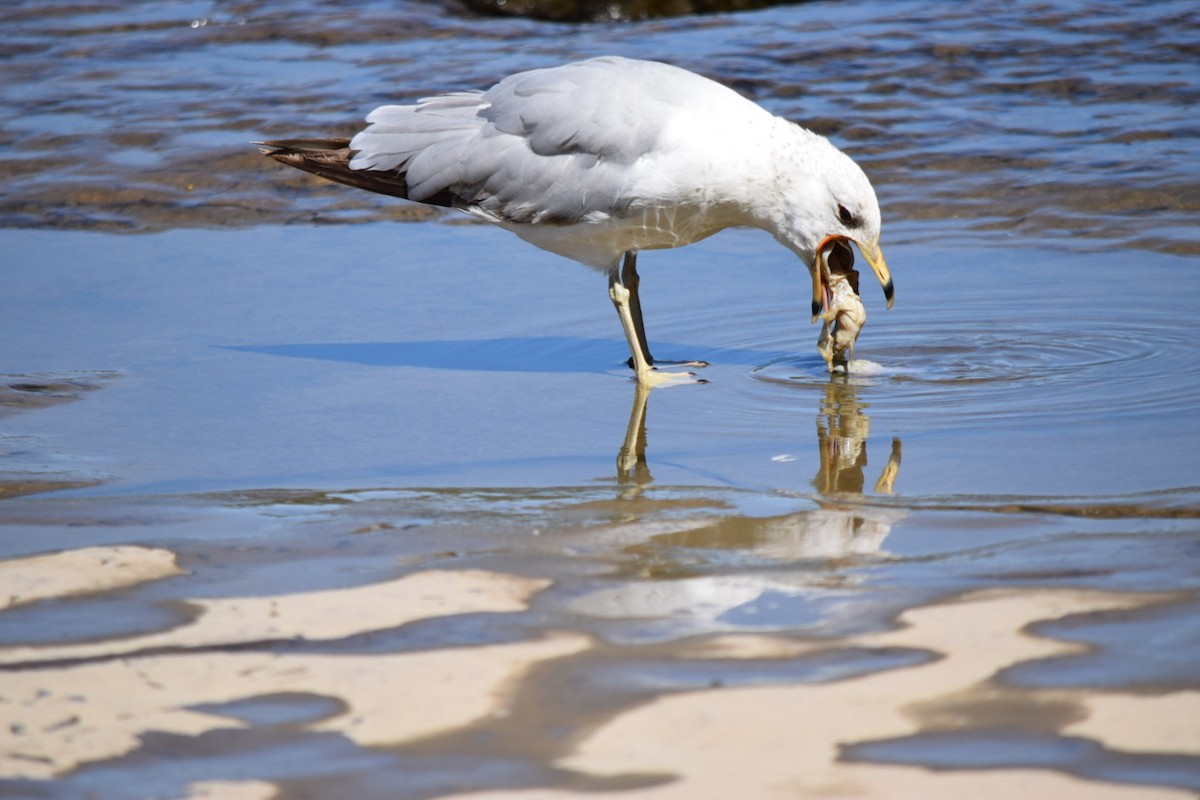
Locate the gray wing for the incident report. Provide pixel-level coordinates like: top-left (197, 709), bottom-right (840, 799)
top-left (348, 57), bottom-right (721, 225)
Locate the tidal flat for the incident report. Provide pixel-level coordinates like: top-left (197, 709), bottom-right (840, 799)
top-left (1, 0), bottom-right (1199, 797)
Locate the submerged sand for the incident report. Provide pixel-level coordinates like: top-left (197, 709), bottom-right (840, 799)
top-left (1, 541), bottom-right (1196, 797)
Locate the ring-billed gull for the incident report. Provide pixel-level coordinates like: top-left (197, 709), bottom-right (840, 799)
top-left (262, 56), bottom-right (892, 385)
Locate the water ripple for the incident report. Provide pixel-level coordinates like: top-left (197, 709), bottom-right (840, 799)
top-left (0, 0), bottom-right (1196, 252)
top-left (751, 309), bottom-right (1199, 426)
top-left (698, 240), bottom-right (1200, 433)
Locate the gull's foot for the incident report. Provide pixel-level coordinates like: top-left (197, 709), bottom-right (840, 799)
top-left (635, 367), bottom-right (708, 387)
top-left (625, 357), bottom-right (710, 370)
top-left (656, 358), bottom-right (710, 369)
top-left (625, 356), bottom-right (709, 386)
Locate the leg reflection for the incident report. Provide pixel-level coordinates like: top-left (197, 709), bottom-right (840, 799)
top-left (617, 381), bottom-right (653, 488)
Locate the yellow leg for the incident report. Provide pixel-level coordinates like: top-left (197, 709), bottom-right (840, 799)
top-left (608, 253), bottom-right (700, 386)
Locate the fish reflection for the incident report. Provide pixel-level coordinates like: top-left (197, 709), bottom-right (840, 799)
top-left (801, 376), bottom-right (904, 561)
top-left (815, 376), bottom-right (902, 497)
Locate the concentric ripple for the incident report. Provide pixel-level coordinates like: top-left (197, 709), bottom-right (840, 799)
top-left (752, 312), bottom-right (1199, 426)
top-left (737, 254), bottom-right (1200, 430)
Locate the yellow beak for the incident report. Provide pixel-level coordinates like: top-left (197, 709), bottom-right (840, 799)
top-left (857, 239), bottom-right (894, 309)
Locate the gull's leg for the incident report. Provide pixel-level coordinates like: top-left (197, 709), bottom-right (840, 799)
top-left (620, 251), bottom-right (708, 371)
top-left (610, 263), bottom-right (655, 380)
top-left (621, 251), bottom-right (655, 367)
top-left (609, 254), bottom-right (699, 386)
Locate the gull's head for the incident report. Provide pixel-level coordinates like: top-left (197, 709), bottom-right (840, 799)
top-left (769, 125), bottom-right (893, 319)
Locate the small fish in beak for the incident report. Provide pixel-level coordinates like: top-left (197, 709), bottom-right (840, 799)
top-left (815, 238), bottom-right (866, 373)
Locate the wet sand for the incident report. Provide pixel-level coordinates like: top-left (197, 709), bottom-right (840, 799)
top-left (1, 478), bottom-right (1197, 797)
top-left (2, 0), bottom-right (1199, 797)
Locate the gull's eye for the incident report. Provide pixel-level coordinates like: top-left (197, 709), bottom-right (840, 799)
top-left (837, 204), bottom-right (856, 226)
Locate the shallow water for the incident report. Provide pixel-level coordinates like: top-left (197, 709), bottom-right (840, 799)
top-left (1, 0), bottom-right (1199, 798)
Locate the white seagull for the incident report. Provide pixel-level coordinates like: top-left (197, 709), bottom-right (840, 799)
top-left (262, 56), bottom-right (892, 385)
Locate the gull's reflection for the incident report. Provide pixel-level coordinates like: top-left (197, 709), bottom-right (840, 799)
top-left (573, 378), bottom-right (907, 633)
top-left (616, 376), bottom-right (902, 508)
top-left (604, 375), bottom-right (907, 560)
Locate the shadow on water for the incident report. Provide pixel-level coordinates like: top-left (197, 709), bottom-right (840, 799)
top-left (225, 338), bottom-right (793, 375)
